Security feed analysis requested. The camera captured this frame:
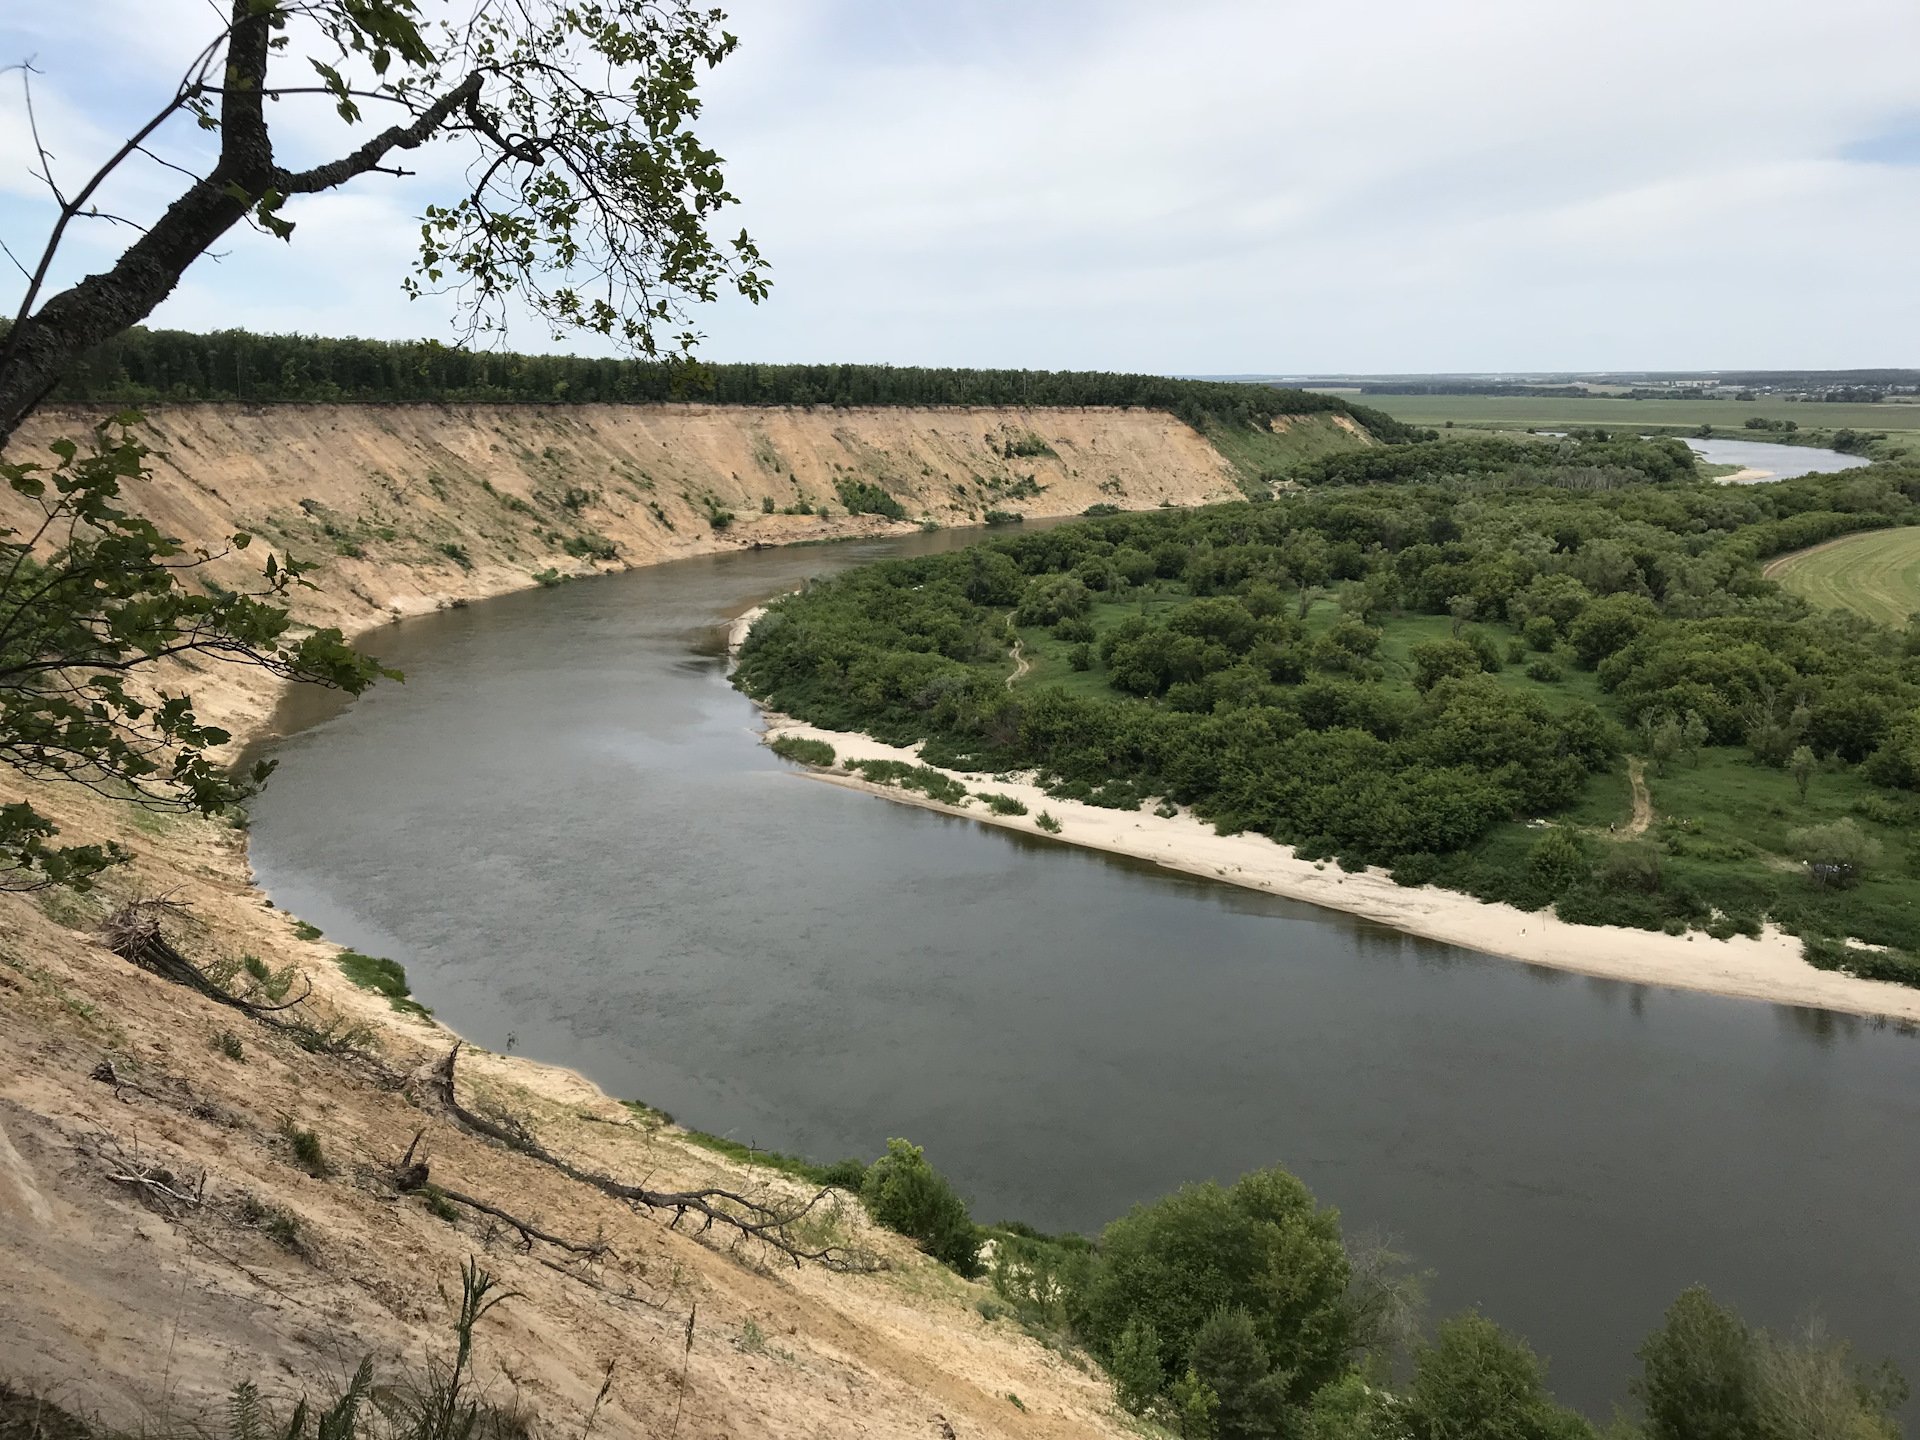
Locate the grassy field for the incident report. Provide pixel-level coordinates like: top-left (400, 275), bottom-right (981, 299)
top-left (1333, 392), bottom-right (1920, 437)
top-left (1768, 526), bottom-right (1920, 626)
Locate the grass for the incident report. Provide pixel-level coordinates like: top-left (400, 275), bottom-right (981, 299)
top-left (1768, 525), bottom-right (1920, 627)
top-left (336, 950), bottom-right (431, 1017)
top-left (1343, 391), bottom-right (1920, 437)
top-left (1200, 412), bottom-right (1370, 487)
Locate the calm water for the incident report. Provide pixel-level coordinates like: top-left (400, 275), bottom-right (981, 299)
top-left (1685, 436), bottom-right (1873, 480)
top-left (249, 531), bottom-right (1920, 1417)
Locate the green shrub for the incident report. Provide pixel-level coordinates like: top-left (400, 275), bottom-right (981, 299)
top-left (282, 1123), bottom-right (330, 1177)
top-left (1004, 432), bottom-right (1057, 459)
top-left (1083, 501), bottom-right (1122, 517)
top-left (835, 478), bottom-right (907, 520)
top-left (561, 532), bottom-right (618, 561)
top-left (982, 793), bottom-right (1029, 816)
top-left (1785, 818), bottom-right (1883, 889)
top-left (861, 1138), bottom-right (981, 1276)
top-left (532, 567), bottom-right (569, 588)
top-left (983, 509), bottom-right (1024, 526)
top-left (1035, 810), bottom-right (1063, 834)
top-left (769, 734), bottom-right (837, 767)
top-left (1407, 1313), bottom-right (1594, 1440)
top-left (291, 920), bottom-right (323, 941)
top-left (1528, 828), bottom-right (1592, 895)
top-left (213, 1030), bottom-right (246, 1062)
top-left (436, 541), bottom-right (473, 570)
top-left (1081, 1167), bottom-right (1352, 1409)
top-left (818, 1157), bottom-right (869, 1191)
top-left (336, 950), bottom-right (430, 1017)
top-left (1526, 656), bottom-right (1564, 683)
top-left (1109, 1316), bottom-right (1164, 1415)
top-left (1803, 936), bottom-right (1920, 988)
top-left (761, 495), bottom-right (775, 514)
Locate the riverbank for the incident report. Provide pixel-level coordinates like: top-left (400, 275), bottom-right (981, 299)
top-left (749, 708), bottom-right (1920, 1025)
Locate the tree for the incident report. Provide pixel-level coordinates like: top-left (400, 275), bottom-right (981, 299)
top-left (1187, 1307), bottom-right (1293, 1440)
top-left (1447, 595), bottom-right (1478, 638)
top-left (1789, 745), bottom-right (1815, 804)
top-left (2, 418), bottom-right (387, 888)
top-left (1405, 1313), bottom-right (1593, 1440)
top-left (0, 0), bottom-right (767, 442)
top-left (1784, 819), bottom-right (1882, 890)
top-left (1082, 1167), bottom-right (1353, 1410)
top-left (1110, 1317), bottom-right (1165, 1417)
top-left (1632, 1287), bottom-right (1758, 1440)
top-left (859, 1138), bottom-right (981, 1276)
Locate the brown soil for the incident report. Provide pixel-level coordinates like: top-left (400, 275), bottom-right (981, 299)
top-left (0, 401), bottom-right (1274, 1438)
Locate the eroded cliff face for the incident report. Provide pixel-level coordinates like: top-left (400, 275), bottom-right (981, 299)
top-left (0, 400), bottom-right (1308, 1439)
top-left (7, 401), bottom-right (1263, 739)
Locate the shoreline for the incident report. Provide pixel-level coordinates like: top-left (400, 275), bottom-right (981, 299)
top-left (742, 699), bottom-right (1920, 1026)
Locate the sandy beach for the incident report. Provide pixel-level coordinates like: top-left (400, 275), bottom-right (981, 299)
top-left (743, 682), bottom-right (1920, 1024)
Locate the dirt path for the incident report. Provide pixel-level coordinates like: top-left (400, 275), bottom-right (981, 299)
top-left (1006, 617), bottom-right (1032, 689)
top-left (1619, 757), bottom-right (1653, 838)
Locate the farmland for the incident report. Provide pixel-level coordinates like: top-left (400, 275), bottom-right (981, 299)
top-left (1327, 390), bottom-right (1920, 442)
top-left (1769, 525), bottom-right (1920, 626)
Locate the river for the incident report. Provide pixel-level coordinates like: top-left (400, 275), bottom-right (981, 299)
top-left (249, 527), bottom-right (1920, 1419)
top-left (1683, 436), bottom-right (1873, 481)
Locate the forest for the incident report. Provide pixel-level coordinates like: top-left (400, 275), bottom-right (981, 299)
top-left (735, 434), bottom-right (1920, 984)
top-left (36, 326), bottom-right (1421, 440)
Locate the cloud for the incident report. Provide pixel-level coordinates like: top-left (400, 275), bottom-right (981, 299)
top-left (2, 0), bottom-right (1917, 369)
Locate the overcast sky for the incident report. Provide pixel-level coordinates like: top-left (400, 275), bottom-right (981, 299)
top-left (4, 0), bottom-right (1918, 373)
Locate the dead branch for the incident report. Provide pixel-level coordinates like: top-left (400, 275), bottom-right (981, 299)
top-left (387, 1137), bottom-right (611, 1259)
top-left (104, 900), bottom-right (313, 1015)
top-left (426, 1044), bottom-right (878, 1272)
top-left (92, 1132), bottom-right (206, 1214)
top-left (100, 901), bottom-right (403, 1089)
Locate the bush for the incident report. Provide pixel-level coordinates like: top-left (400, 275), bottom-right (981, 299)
top-left (769, 734), bottom-right (836, 767)
top-left (336, 950), bottom-right (430, 1017)
top-left (1407, 1312), bottom-right (1594, 1440)
top-left (982, 792), bottom-right (1028, 816)
top-left (1785, 818), bottom-right (1883, 889)
top-left (1527, 829), bottom-right (1592, 895)
top-left (983, 508), bottom-right (1024, 526)
top-left (1035, 810), bottom-right (1063, 834)
top-left (818, 1157), bottom-right (870, 1191)
top-left (1081, 1167), bottom-right (1352, 1410)
top-left (1525, 656), bottom-right (1563, 683)
top-left (836, 478), bottom-right (907, 520)
top-left (282, 1123), bottom-right (330, 1177)
top-left (1109, 1316), bottom-right (1164, 1415)
top-left (1803, 936), bottom-right (1920, 988)
top-left (561, 532), bottom-right (618, 561)
top-left (532, 567), bottom-right (569, 588)
top-left (436, 541), bottom-right (474, 570)
top-left (861, 1138), bottom-right (982, 1275)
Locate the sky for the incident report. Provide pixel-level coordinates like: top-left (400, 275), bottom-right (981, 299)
top-left (3, 0), bottom-right (1919, 374)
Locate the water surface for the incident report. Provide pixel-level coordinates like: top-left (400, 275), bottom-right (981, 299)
top-left (250, 532), bottom-right (1920, 1417)
top-left (1684, 436), bottom-right (1872, 480)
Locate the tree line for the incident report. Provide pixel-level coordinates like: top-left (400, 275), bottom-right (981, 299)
top-left (37, 326), bottom-right (1421, 440)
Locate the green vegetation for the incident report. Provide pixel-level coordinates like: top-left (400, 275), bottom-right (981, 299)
top-left (1770, 525), bottom-right (1920, 626)
top-left (861, 1138), bottom-right (982, 1276)
top-left (737, 440), bottom-right (1920, 979)
top-left (336, 950), bottom-right (430, 1017)
top-left (834, 477), bottom-right (909, 520)
top-left (768, 734), bottom-right (837, 767)
top-left (281, 1122), bottom-right (331, 1178)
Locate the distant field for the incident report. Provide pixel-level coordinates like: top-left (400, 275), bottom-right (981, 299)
top-left (1334, 392), bottom-right (1920, 435)
top-left (1768, 526), bottom-right (1920, 627)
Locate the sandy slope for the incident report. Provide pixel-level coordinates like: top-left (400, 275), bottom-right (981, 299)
top-left (0, 401), bottom-right (1277, 1438)
top-left (749, 714), bottom-right (1920, 1026)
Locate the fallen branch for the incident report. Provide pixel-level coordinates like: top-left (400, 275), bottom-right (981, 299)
top-left (104, 900), bottom-right (312, 1015)
top-left (425, 1044), bottom-right (878, 1272)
